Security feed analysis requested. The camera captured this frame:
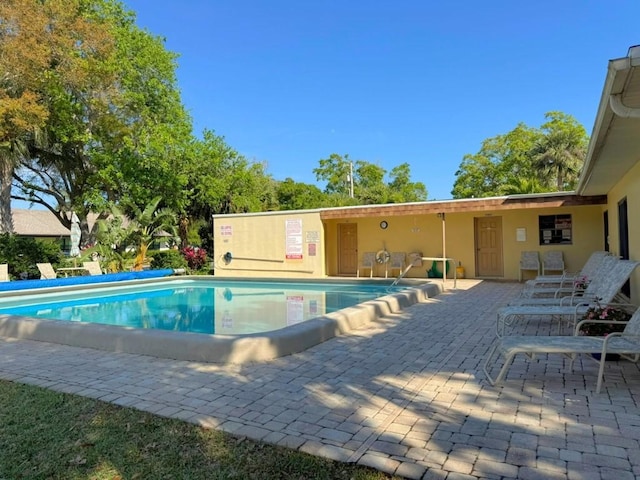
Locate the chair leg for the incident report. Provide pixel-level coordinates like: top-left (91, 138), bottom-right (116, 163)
top-left (483, 341), bottom-right (515, 386)
top-left (596, 352), bottom-right (607, 394)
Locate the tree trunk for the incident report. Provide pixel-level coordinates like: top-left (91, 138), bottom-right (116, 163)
top-left (0, 160), bottom-right (14, 234)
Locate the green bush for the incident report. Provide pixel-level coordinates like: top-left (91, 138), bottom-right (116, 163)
top-left (150, 249), bottom-right (188, 270)
top-left (0, 234), bottom-right (64, 280)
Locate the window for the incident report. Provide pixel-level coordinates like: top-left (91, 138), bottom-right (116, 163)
top-left (539, 214), bottom-right (572, 245)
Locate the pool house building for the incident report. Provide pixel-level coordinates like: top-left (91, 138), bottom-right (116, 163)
top-left (212, 45), bottom-right (640, 306)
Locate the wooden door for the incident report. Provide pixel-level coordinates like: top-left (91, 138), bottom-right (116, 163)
top-left (338, 223), bottom-right (358, 275)
top-left (475, 216), bottom-right (503, 277)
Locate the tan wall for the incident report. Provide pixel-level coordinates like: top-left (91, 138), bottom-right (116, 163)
top-left (212, 211), bottom-right (325, 278)
top-left (605, 160), bottom-right (640, 304)
top-left (324, 205), bottom-right (604, 281)
top-left (212, 204), bottom-right (605, 282)
top-left (498, 206), bottom-right (603, 281)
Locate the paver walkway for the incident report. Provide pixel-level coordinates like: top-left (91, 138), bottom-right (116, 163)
top-left (1, 280), bottom-right (640, 479)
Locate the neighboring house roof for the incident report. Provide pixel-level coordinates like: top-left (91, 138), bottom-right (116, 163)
top-left (12, 209), bottom-right (101, 237)
top-left (578, 45), bottom-right (640, 196)
top-left (12, 209), bottom-right (71, 237)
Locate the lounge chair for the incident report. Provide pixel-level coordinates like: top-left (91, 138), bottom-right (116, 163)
top-left (357, 252), bottom-right (376, 278)
top-left (82, 261), bottom-right (103, 275)
top-left (484, 305), bottom-right (640, 393)
top-left (496, 258), bottom-right (640, 337)
top-left (519, 251), bottom-right (540, 282)
top-left (0, 263), bottom-right (8, 282)
top-left (521, 251), bottom-right (611, 296)
top-left (36, 262), bottom-right (57, 279)
top-left (509, 255), bottom-right (619, 306)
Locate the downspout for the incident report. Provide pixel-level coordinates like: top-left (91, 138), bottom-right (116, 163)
top-left (609, 44), bottom-right (640, 118)
top-left (609, 94), bottom-right (640, 118)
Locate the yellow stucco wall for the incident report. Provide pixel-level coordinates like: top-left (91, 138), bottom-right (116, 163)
top-left (605, 159), bottom-right (640, 304)
top-left (212, 210), bottom-right (325, 278)
top-left (211, 203), bottom-right (606, 282)
top-left (323, 205), bottom-right (603, 280)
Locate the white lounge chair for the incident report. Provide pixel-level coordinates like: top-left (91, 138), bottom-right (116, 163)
top-left (0, 263), bottom-right (8, 282)
top-left (484, 305), bottom-right (640, 393)
top-left (82, 261), bottom-right (103, 275)
top-left (519, 251), bottom-right (540, 282)
top-left (36, 262), bottom-right (57, 279)
top-left (509, 255), bottom-right (619, 306)
top-left (521, 251), bottom-right (611, 296)
top-left (357, 252), bottom-right (376, 278)
top-left (496, 258), bottom-right (640, 337)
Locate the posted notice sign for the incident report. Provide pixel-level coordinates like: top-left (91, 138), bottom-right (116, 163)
top-left (285, 219), bottom-right (303, 259)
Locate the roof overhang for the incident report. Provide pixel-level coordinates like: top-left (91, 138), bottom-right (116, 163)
top-left (319, 193), bottom-right (606, 220)
top-left (578, 46), bottom-right (640, 195)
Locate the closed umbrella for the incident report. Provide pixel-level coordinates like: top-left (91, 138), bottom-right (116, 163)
top-left (69, 212), bottom-right (81, 258)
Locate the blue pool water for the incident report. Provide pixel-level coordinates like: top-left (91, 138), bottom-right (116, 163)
top-left (0, 279), bottom-right (406, 335)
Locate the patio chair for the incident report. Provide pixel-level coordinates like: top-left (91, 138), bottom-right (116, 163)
top-left (357, 252), bottom-right (376, 278)
top-left (0, 263), bottom-right (8, 282)
top-left (82, 261), bottom-right (103, 275)
top-left (36, 262), bottom-right (57, 280)
top-left (387, 252), bottom-right (405, 278)
top-left (541, 250), bottom-right (565, 275)
top-left (496, 258), bottom-right (640, 337)
top-left (484, 305), bottom-right (640, 393)
top-left (521, 250), bottom-right (611, 297)
top-left (519, 251), bottom-right (540, 282)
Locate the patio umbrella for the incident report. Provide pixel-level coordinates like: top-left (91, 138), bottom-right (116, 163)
top-left (69, 212), bottom-right (81, 258)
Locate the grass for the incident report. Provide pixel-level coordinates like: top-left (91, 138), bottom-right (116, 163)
top-left (0, 380), bottom-right (400, 480)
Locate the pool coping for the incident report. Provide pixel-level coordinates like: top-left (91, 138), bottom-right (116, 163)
top-left (0, 276), bottom-right (442, 364)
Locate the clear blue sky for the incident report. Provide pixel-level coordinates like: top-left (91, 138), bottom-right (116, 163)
top-left (122, 0), bottom-right (639, 200)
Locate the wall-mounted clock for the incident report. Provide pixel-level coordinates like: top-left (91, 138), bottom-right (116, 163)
top-left (380, 220), bottom-right (388, 230)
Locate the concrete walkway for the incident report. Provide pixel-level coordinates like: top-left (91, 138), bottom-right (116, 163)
top-left (1, 280), bottom-right (640, 479)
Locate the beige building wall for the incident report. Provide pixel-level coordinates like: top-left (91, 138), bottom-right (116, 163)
top-left (605, 159), bottom-right (640, 303)
top-left (212, 210), bottom-right (326, 278)
top-left (324, 205), bottom-right (604, 281)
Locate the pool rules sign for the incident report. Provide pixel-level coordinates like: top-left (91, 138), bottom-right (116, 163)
top-left (285, 219), bottom-right (303, 260)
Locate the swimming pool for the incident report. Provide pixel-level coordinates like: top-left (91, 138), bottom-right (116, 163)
top-left (0, 276), bottom-right (438, 364)
top-left (0, 279), bottom-right (412, 335)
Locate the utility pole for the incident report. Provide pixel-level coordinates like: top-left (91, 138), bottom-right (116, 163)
top-left (348, 161), bottom-right (354, 198)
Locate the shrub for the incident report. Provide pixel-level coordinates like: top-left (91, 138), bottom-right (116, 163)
top-left (0, 234), bottom-right (64, 279)
top-left (579, 302), bottom-right (632, 336)
top-left (181, 246), bottom-right (208, 271)
top-left (150, 250), bottom-right (188, 270)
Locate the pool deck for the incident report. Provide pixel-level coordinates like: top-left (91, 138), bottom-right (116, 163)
top-left (1, 279), bottom-right (640, 479)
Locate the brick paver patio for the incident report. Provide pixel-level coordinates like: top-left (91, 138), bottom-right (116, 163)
top-left (1, 279), bottom-right (639, 479)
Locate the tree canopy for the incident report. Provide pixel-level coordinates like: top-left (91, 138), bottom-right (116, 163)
top-left (5, 0), bottom-right (590, 259)
top-left (451, 111), bottom-right (588, 198)
top-left (313, 153), bottom-right (427, 206)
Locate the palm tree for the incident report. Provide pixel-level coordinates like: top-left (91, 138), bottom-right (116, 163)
top-left (532, 132), bottom-right (585, 190)
top-left (531, 112), bottom-right (588, 191)
top-left (499, 177), bottom-right (549, 195)
top-left (124, 196), bottom-right (177, 271)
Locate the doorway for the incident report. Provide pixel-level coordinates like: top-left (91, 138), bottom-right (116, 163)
top-left (338, 223), bottom-right (358, 275)
top-left (618, 198), bottom-right (630, 297)
top-left (475, 216), bottom-right (504, 277)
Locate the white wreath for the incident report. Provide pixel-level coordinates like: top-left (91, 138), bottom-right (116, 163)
top-left (376, 249), bottom-right (390, 264)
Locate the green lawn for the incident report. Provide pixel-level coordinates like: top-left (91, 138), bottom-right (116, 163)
top-left (0, 380), bottom-right (399, 479)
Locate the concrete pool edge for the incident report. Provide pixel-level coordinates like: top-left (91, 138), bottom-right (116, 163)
top-left (0, 277), bottom-right (442, 364)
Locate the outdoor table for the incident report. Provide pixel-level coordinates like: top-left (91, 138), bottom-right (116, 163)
top-left (421, 256), bottom-right (457, 289)
top-left (56, 267), bottom-right (89, 277)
